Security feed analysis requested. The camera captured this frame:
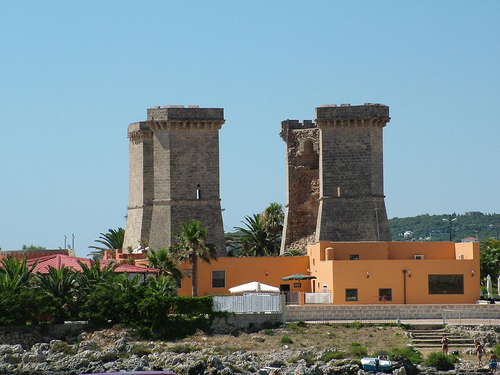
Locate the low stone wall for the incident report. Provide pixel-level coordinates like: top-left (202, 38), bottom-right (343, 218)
top-left (0, 323), bottom-right (89, 349)
top-left (285, 304), bottom-right (500, 322)
top-left (212, 313), bottom-right (283, 334)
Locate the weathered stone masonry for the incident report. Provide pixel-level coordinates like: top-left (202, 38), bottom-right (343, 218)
top-left (280, 120), bottom-right (320, 254)
top-left (281, 104), bottom-right (391, 253)
top-left (124, 106), bottom-right (227, 256)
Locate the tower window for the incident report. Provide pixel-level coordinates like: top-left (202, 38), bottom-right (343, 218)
top-left (196, 184), bottom-right (201, 200)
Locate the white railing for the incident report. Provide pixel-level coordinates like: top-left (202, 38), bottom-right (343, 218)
top-left (304, 292), bottom-right (332, 304)
top-left (213, 294), bottom-right (283, 313)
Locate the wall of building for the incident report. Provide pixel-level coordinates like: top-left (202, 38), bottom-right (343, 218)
top-left (177, 256), bottom-right (311, 296)
top-left (307, 241), bottom-right (480, 305)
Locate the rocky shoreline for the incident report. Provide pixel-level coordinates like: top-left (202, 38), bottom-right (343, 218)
top-left (0, 325), bottom-right (497, 375)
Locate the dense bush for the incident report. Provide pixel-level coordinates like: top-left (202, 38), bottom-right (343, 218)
top-left (0, 257), bottom-right (217, 340)
top-left (389, 347), bottom-right (423, 364)
top-left (423, 352), bottom-right (458, 371)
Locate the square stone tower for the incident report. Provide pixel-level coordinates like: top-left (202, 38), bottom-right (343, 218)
top-left (124, 105), bottom-right (227, 256)
top-left (123, 121), bottom-right (154, 250)
top-left (315, 104), bottom-right (391, 242)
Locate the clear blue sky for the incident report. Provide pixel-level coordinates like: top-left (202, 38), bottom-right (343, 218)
top-left (1, 1), bottom-right (499, 257)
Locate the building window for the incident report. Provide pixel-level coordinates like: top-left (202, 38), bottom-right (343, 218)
top-left (428, 274), bottom-right (464, 295)
top-left (379, 288), bottom-right (392, 301)
top-left (345, 289), bottom-right (358, 301)
top-left (349, 254), bottom-right (359, 260)
top-left (212, 270), bottom-right (225, 288)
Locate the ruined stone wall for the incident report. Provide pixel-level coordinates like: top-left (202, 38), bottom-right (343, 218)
top-left (280, 120), bottom-right (319, 254)
top-left (315, 104), bottom-right (391, 242)
top-left (123, 122), bottom-right (153, 251)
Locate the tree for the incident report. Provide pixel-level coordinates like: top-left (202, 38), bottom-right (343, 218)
top-left (480, 239), bottom-right (500, 284)
top-left (170, 220), bottom-right (218, 297)
top-left (233, 214), bottom-right (274, 256)
top-left (260, 202), bottom-right (284, 255)
top-left (88, 227), bottom-right (125, 259)
top-left (76, 259), bottom-right (118, 291)
top-left (0, 256), bottom-right (38, 292)
top-left (146, 247), bottom-right (182, 283)
top-left (33, 266), bottom-right (78, 323)
top-left (22, 245), bottom-right (47, 251)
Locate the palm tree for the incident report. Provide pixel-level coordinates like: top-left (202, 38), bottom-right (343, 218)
top-left (260, 202), bottom-right (284, 255)
top-left (0, 256), bottom-right (38, 292)
top-left (233, 214), bottom-right (274, 256)
top-left (76, 259), bottom-right (118, 291)
top-left (34, 266), bottom-right (77, 300)
top-left (170, 220), bottom-right (218, 297)
top-left (146, 275), bottom-right (178, 296)
top-left (88, 227), bottom-right (125, 259)
top-left (146, 248), bottom-right (182, 283)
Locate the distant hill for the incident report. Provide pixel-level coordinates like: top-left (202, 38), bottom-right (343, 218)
top-left (389, 212), bottom-right (500, 242)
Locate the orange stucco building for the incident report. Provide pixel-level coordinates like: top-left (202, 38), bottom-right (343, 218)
top-left (173, 241), bottom-right (480, 305)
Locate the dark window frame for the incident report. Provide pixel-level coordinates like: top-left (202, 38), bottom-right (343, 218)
top-left (212, 270), bottom-right (226, 288)
top-left (345, 288), bottom-right (358, 301)
top-left (349, 254), bottom-right (360, 260)
top-left (379, 288), bottom-right (392, 301)
top-left (428, 274), bottom-right (464, 295)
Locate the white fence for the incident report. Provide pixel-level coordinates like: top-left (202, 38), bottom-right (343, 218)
top-left (213, 294), bottom-right (284, 314)
top-left (305, 292), bottom-right (332, 304)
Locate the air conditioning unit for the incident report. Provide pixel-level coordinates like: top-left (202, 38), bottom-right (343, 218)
top-left (414, 255), bottom-right (424, 260)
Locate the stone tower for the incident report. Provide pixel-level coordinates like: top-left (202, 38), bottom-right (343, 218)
top-left (123, 121), bottom-right (154, 251)
top-left (315, 104), bottom-right (391, 242)
top-left (280, 120), bottom-right (320, 254)
top-left (124, 105), bottom-right (227, 256)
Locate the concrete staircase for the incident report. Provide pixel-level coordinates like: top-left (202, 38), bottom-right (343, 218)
top-left (408, 325), bottom-right (474, 350)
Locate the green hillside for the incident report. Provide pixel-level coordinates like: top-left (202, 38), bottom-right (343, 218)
top-left (389, 212), bottom-right (500, 242)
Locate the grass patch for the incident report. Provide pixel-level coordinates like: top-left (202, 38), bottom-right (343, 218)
top-left (264, 329), bottom-right (274, 335)
top-left (50, 341), bottom-right (76, 355)
top-left (281, 335), bottom-right (293, 344)
top-left (349, 342), bottom-right (367, 358)
top-left (288, 353), bottom-right (316, 366)
top-left (322, 350), bottom-right (345, 362)
top-left (169, 344), bottom-right (201, 353)
top-left (130, 345), bottom-right (152, 356)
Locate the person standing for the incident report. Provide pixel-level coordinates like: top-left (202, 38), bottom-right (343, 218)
top-left (476, 342), bottom-right (485, 366)
top-left (489, 351), bottom-right (497, 374)
top-left (441, 335), bottom-right (450, 355)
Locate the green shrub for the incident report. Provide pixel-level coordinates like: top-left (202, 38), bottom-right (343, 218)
top-left (288, 322), bottom-right (299, 332)
top-left (130, 345), bottom-right (151, 356)
top-left (323, 350), bottom-right (345, 362)
top-left (494, 344), bottom-right (500, 358)
top-left (349, 342), bottom-right (367, 358)
top-left (297, 320), bottom-right (307, 327)
top-left (262, 321), bottom-right (274, 329)
top-left (264, 329), bottom-right (274, 335)
top-left (51, 341), bottom-right (76, 355)
top-left (288, 353), bottom-right (315, 366)
top-left (281, 335), bottom-right (293, 344)
top-left (169, 344), bottom-right (201, 353)
top-left (423, 352), bottom-right (457, 371)
top-left (351, 321), bottom-right (362, 329)
top-left (389, 347), bottom-right (423, 364)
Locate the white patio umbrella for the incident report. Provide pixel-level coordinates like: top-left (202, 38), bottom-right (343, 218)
top-left (487, 274), bottom-right (493, 299)
top-left (229, 281), bottom-right (280, 294)
top-left (497, 275), bottom-right (500, 298)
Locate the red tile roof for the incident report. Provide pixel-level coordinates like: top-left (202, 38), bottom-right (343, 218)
top-left (25, 254), bottom-right (158, 274)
